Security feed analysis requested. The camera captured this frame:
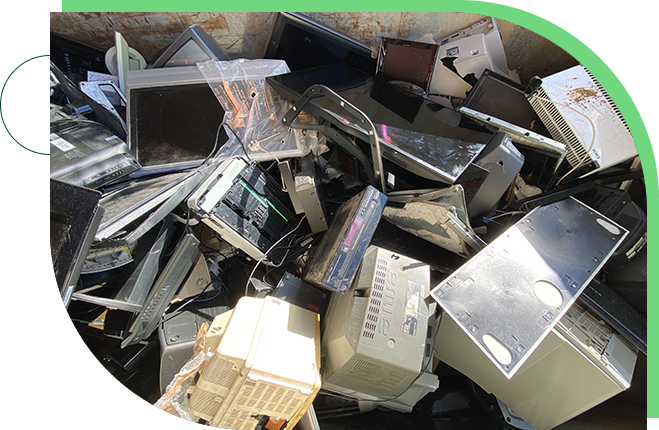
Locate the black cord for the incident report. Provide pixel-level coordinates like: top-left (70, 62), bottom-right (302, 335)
top-left (159, 274), bottom-right (228, 325)
top-left (224, 122), bottom-right (252, 162)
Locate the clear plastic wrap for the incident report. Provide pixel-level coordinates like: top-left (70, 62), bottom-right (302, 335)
top-left (197, 59), bottom-right (312, 161)
top-left (154, 322), bottom-right (210, 421)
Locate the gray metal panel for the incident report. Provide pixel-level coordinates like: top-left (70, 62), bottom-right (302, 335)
top-left (295, 154), bottom-right (328, 233)
top-left (430, 197), bottom-right (628, 378)
top-left (121, 232), bottom-right (201, 348)
top-left (467, 132), bottom-right (524, 220)
top-left (376, 124), bottom-right (486, 184)
top-left (278, 160), bottom-right (305, 214)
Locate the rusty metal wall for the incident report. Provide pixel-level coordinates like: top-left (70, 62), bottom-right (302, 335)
top-left (50, 12), bottom-right (577, 83)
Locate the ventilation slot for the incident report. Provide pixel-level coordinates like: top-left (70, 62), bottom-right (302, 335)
top-left (559, 303), bottom-right (614, 357)
top-left (219, 379), bottom-right (308, 429)
top-left (189, 390), bottom-right (225, 418)
top-left (345, 359), bottom-right (407, 390)
top-left (363, 258), bottom-right (388, 340)
top-left (530, 87), bottom-right (592, 168)
top-left (204, 355), bottom-right (240, 389)
top-left (583, 67), bottom-right (631, 135)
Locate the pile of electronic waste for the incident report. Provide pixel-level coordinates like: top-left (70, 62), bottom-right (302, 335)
top-left (50, 13), bottom-right (647, 430)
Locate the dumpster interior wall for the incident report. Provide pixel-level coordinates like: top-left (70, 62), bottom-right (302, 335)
top-left (49, 12), bottom-right (578, 83)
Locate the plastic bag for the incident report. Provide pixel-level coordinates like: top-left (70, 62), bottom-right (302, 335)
top-left (197, 59), bottom-right (309, 161)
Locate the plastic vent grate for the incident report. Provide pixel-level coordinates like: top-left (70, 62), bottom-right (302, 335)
top-left (204, 355), bottom-right (240, 389)
top-left (559, 303), bottom-right (613, 357)
top-left (189, 390), bottom-right (225, 418)
top-left (219, 379), bottom-right (308, 429)
top-left (345, 359), bottom-right (407, 390)
top-left (529, 87), bottom-right (591, 168)
top-left (363, 258), bottom-right (388, 340)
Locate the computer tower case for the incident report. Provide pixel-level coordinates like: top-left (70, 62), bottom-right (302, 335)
top-left (430, 197), bottom-right (628, 379)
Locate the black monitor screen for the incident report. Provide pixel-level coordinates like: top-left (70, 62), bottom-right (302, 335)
top-left (274, 23), bottom-right (354, 70)
top-left (265, 14), bottom-right (375, 75)
top-left (129, 83), bottom-right (226, 166)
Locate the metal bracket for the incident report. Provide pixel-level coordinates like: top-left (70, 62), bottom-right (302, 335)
top-left (282, 85), bottom-right (386, 193)
top-left (290, 122), bottom-right (376, 187)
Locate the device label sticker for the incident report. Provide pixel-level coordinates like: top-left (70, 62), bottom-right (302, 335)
top-left (344, 218), bottom-right (363, 247)
top-left (401, 280), bottom-right (421, 336)
top-left (50, 133), bottom-right (75, 152)
top-left (446, 46), bottom-right (460, 57)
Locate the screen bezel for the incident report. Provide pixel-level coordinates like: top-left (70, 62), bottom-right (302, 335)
top-left (148, 24), bottom-right (230, 69)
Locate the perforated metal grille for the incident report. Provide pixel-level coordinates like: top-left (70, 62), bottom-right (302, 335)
top-left (344, 359), bottom-right (407, 390)
top-left (363, 258), bottom-right (388, 340)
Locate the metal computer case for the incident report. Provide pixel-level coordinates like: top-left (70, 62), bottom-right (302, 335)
top-left (430, 197), bottom-right (629, 379)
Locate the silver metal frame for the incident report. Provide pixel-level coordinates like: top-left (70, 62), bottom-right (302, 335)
top-left (458, 106), bottom-right (567, 171)
top-left (282, 84), bottom-right (387, 193)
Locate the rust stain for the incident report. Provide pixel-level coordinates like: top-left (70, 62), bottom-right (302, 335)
top-left (198, 13), bottom-right (229, 31)
top-left (569, 87), bottom-right (599, 104)
top-left (226, 38), bottom-right (240, 50)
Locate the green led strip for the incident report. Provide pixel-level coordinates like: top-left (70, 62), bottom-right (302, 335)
top-left (239, 179), bottom-right (288, 222)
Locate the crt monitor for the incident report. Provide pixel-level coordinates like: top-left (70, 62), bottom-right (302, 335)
top-left (148, 24), bottom-right (230, 69)
top-left (321, 246), bottom-right (435, 401)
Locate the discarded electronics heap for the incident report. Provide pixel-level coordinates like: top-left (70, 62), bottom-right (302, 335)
top-left (50, 13), bottom-right (647, 430)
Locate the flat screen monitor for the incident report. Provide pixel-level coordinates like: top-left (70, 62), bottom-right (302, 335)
top-left (148, 24), bottom-right (230, 69)
top-left (126, 66), bottom-right (227, 172)
top-left (264, 12), bottom-right (375, 94)
top-left (377, 37), bottom-right (438, 91)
